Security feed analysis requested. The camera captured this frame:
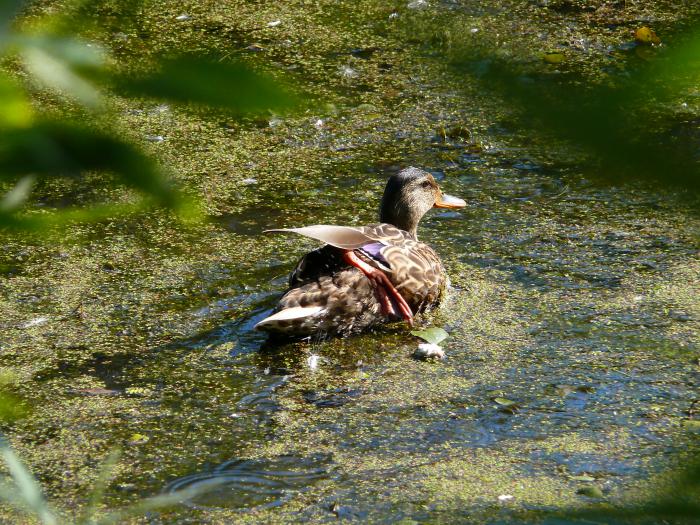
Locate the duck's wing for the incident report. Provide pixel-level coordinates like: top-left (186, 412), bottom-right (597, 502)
top-left (266, 223), bottom-right (413, 247)
top-left (269, 224), bottom-right (417, 284)
top-left (257, 225), bottom-right (444, 335)
top-left (287, 244), bottom-right (346, 287)
top-left (378, 240), bottom-right (446, 312)
top-left (357, 223), bottom-right (413, 245)
top-left (265, 225), bottom-right (377, 250)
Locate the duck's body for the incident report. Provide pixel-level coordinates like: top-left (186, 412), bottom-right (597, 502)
top-left (255, 167), bottom-right (465, 338)
top-left (261, 224), bottom-right (446, 337)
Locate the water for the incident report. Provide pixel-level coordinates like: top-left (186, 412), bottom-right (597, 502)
top-left (2, 0), bottom-right (699, 523)
top-left (164, 455), bottom-right (330, 511)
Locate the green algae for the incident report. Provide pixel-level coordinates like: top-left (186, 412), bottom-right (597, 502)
top-left (1, 0), bottom-right (699, 524)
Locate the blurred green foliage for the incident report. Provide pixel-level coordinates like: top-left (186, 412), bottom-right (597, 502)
top-left (555, 457), bottom-right (700, 524)
top-left (0, 0), bottom-right (297, 232)
top-left (447, 22), bottom-right (700, 192)
top-left (112, 57), bottom-right (297, 113)
top-left (0, 440), bottom-right (226, 524)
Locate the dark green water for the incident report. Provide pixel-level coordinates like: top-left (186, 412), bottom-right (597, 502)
top-left (1, 1), bottom-right (699, 523)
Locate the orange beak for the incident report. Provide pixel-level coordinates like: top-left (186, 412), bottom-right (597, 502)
top-left (434, 192), bottom-right (466, 209)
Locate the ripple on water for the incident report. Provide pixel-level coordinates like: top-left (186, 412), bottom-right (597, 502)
top-left (164, 454), bottom-right (330, 511)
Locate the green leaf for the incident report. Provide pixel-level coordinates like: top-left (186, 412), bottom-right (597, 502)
top-left (493, 397), bottom-right (517, 407)
top-left (569, 475), bottom-right (596, 482)
top-left (18, 35), bottom-right (106, 108)
top-left (0, 202), bottom-right (141, 232)
top-left (577, 485), bottom-right (604, 498)
top-left (0, 76), bottom-right (33, 127)
top-left (80, 449), bottom-right (121, 524)
top-left (0, 120), bottom-right (178, 206)
top-left (451, 26), bottom-right (700, 192)
top-left (113, 57), bottom-right (298, 113)
top-left (0, 175), bottom-right (34, 212)
top-left (0, 392), bottom-right (27, 422)
top-left (410, 327), bottom-right (449, 345)
top-left (0, 437), bottom-right (58, 525)
top-left (0, 175), bottom-right (35, 213)
top-left (94, 478), bottom-right (227, 525)
top-left (0, 120), bottom-right (204, 231)
top-left (682, 420), bottom-right (700, 433)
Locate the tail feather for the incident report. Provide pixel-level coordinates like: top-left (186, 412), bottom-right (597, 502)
top-left (254, 306), bottom-right (326, 330)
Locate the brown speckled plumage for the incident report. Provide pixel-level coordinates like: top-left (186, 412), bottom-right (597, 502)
top-left (271, 224), bottom-right (446, 337)
top-left (256, 167), bottom-right (464, 338)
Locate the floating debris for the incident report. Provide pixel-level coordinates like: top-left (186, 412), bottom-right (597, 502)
top-left (544, 52), bottom-right (565, 64)
top-left (338, 65), bottom-right (358, 79)
top-left (128, 433), bottom-right (150, 445)
top-left (498, 494), bottom-right (514, 503)
top-left (145, 135), bottom-right (165, 143)
top-left (438, 124), bottom-right (471, 142)
top-left (569, 474), bottom-right (596, 482)
top-left (267, 20), bottom-right (281, 27)
top-left (242, 178), bottom-right (258, 185)
top-left (21, 317), bottom-right (49, 328)
top-left (635, 26), bottom-right (661, 45)
top-left (493, 397), bottom-right (520, 414)
top-left (74, 387), bottom-right (120, 396)
top-left (124, 386), bottom-right (152, 396)
top-left (329, 501), bottom-right (355, 518)
top-left (307, 354), bottom-right (321, 370)
top-left (413, 343), bottom-right (445, 359)
top-left (313, 119), bottom-right (324, 129)
top-left (407, 0), bottom-right (429, 9)
top-left (175, 14), bottom-right (190, 21)
top-left (494, 397), bottom-right (518, 408)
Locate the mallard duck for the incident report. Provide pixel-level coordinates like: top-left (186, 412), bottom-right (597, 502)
top-left (255, 167), bottom-right (465, 338)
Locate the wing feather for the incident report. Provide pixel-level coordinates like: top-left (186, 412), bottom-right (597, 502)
top-left (265, 225), bottom-right (377, 250)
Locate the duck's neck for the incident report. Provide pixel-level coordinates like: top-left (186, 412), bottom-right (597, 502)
top-left (379, 200), bottom-right (421, 238)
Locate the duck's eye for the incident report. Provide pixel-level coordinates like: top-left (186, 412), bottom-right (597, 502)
top-left (421, 181), bottom-right (432, 189)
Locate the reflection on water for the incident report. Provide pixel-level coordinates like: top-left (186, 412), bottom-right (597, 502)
top-left (164, 455), bottom-right (330, 511)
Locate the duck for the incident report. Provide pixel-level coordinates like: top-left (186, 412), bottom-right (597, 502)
top-left (255, 166), bottom-right (466, 338)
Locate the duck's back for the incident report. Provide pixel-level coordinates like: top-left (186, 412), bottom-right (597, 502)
top-left (256, 224), bottom-right (446, 337)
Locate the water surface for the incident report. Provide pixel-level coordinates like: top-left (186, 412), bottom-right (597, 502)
top-left (1, 0), bottom-right (698, 523)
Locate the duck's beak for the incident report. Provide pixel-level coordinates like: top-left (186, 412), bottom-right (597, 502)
top-left (434, 192), bottom-right (466, 209)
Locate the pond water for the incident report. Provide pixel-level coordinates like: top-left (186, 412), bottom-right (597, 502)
top-left (2, 0), bottom-right (699, 523)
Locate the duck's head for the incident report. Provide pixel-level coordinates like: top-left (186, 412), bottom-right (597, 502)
top-left (379, 167), bottom-right (466, 237)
